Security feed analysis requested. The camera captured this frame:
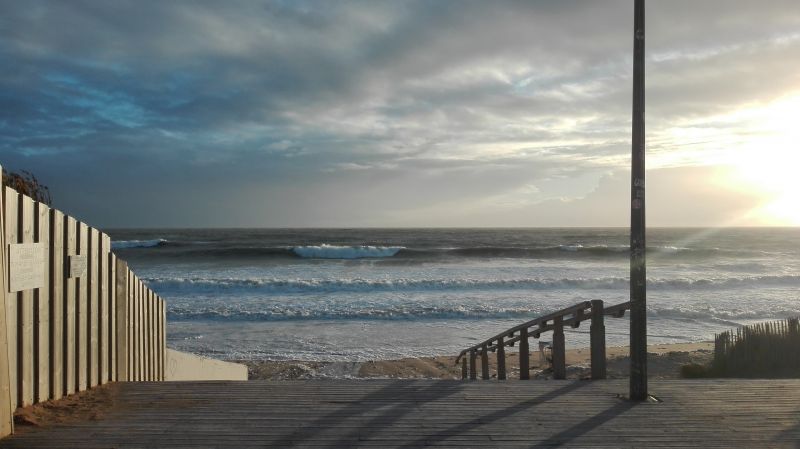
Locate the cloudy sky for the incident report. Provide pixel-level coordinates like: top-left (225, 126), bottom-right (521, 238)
top-left (2, 0), bottom-right (799, 227)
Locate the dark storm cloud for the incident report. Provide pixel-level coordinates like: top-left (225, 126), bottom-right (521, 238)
top-left (1, 0), bottom-right (798, 226)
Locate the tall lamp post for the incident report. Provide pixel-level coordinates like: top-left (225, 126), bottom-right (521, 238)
top-left (630, 0), bottom-right (648, 401)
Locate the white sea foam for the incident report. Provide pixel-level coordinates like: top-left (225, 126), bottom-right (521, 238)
top-left (145, 274), bottom-right (800, 295)
top-left (292, 244), bottom-right (403, 259)
top-left (112, 238), bottom-right (167, 249)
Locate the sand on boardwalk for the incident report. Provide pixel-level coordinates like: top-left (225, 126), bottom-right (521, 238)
top-left (241, 341), bottom-right (714, 380)
top-left (12, 383), bottom-right (122, 433)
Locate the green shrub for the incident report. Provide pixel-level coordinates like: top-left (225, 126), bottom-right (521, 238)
top-left (2, 169), bottom-right (51, 205)
top-left (680, 363), bottom-right (708, 378)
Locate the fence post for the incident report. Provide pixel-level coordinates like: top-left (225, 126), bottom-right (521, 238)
top-left (468, 349), bottom-right (476, 380)
top-left (461, 357), bottom-right (467, 379)
top-left (19, 194), bottom-right (35, 406)
top-left (160, 299), bottom-right (166, 381)
top-left (590, 300), bottom-right (607, 380)
top-left (3, 188), bottom-right (18, 409)
top-left (480, 345), bottom-right (489, 380)
top-left (0, 165), bottom-right (14, 437)
top-left (115, 260), bottom-right (129, 381)
top-left (496, 337), bottom-right (506, 380)
top-left (552, 316), bottom-right (566, 380)
top-left (34, 202), bottom-right (50, 403)
top-left (49, 210), bottom-right (63, 400)
top-left (519, 328), bottom-right (530, 380)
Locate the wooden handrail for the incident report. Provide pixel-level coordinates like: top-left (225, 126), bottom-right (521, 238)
top-left (455, 300), bottom-right (632, 381)
top-left (456, 301), bottom-right (592, 359)
top-left (604, 301), bottom-right (631, 318)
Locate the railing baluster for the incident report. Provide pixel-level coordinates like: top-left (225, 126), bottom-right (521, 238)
top-left (590, 300), bottom-right (607, 380)
top-left (456, 300), bottom-right (630, 382)
top-left (519, 328), bottom-right (529, 380)
top-left (469, 350), bottom-right (476, 380)
top-left (552, 316), bottom-right (566, 379)
top-left (496, 337), bottom-right (506, 380)
top-left (481, 345), bottom-right (489, 380)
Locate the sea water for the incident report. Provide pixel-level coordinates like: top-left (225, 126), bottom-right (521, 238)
top-left (107, 228), bottom-right (800, 361)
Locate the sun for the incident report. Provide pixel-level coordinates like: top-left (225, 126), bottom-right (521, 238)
top-left (724, 94), bottom-right (800, 225)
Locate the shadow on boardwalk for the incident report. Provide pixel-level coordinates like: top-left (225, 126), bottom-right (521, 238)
top-left (272, 380), bottom-right (466, 447)
top-left (398, 381), bottom-right (591, 448)
top-left (3, 379), bottom-right (800, 448)
top-left (274, 380), bottom-right (601, 447)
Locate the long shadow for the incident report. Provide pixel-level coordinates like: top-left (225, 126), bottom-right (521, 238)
top-left (399, 381), bottom-right (589, 448)
top-left (529, 400), bottom-right (636, 448)
top-left (776, 416), bottom-right (800, 449)
top-left (269, 380), bottom-right (466, 447)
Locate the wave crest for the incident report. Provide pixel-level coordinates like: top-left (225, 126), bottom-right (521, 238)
top-left (292, 244), bottom-right (404, 259)
top-left (145, 274), bottom-right (800, 294)
top-left (112, 239), bottom-right (167, 249)
top-left (165, 302), bottom-right (800, 323)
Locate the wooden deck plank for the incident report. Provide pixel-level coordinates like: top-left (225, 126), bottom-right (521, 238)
top-left (1, 379), bottom-right (798, 448)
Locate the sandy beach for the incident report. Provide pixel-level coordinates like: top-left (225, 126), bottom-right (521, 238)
top-left (240, 341), bottom-right (713, 381)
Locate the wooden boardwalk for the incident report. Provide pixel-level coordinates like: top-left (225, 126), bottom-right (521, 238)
top-left (1, 379), bottom-right (799, 448)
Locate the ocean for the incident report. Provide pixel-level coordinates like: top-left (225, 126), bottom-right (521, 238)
top-left (107, 228), bottom-right (800, 362)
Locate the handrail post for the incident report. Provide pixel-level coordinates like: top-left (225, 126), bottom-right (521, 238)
top-left (590, 300), bottom-right (607, 380)
top-left (480, 345), bottom-right (489, 380)
top-left (469, 350), bottom-right (476, 380)
top-left (552, 317), bottom-right (566, 379)
top-left (496, 337), bottom-right (506, 380)
top-left (461, 357), bottom-right (467, 380)
top-left (519, 328), bottom-right (529, 380)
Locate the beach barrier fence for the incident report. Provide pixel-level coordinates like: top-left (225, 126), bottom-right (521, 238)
top-left (0, 164), bottom-right (166, 437)
top-left (455, 300), bottom-right (631, 381)
top-left (712, 317), bottom-right (800, 378)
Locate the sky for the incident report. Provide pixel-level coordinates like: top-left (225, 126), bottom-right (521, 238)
top-left (1, 0), bottom-right (799, 228)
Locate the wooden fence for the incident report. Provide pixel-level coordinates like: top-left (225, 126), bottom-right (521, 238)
top-left (712, 317), bottom-right (800, 378)
top-left (455, 300), bottom-right (631, 381)
top-left (0, 164), bottom-right (166, 437)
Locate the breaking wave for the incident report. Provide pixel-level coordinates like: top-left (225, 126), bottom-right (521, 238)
top-left (112, 239), bottom-right (168, 249)
top-left (165, 301), bottom-right (799, 323)
top-left (145, 274), bottom-right (800, 295)
top-left (292, 244), bottom-right (404, 259)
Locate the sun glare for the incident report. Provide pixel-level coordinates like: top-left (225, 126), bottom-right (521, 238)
top-left (723, 94), bottom-right (800, 225)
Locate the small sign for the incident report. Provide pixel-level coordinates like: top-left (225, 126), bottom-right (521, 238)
top-left (8, 243), bottom-right (47, 293)
top-left (69, 254), bottom-right (87, 278)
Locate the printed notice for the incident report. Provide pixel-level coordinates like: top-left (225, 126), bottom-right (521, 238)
top-left (69, 254), bottom-right (87, 278)
top-left (8, 242), bottom-right (47, 293)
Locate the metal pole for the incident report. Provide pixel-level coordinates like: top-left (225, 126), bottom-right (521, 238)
top-left (630, 0), bottom-right (648, 401)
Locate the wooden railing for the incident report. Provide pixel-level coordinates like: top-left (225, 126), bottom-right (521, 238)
top-left (0, 164), bottom-right (166, 437)
top-left (455, 300), bottom-right (631, 381)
